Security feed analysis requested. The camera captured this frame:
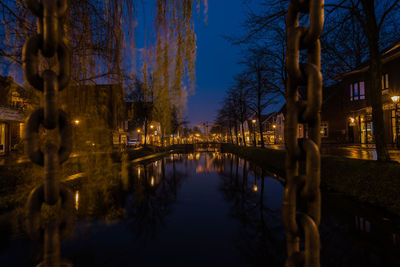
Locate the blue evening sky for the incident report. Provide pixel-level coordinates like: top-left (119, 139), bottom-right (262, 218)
top-left (187, 0), bottom-right (253, 126)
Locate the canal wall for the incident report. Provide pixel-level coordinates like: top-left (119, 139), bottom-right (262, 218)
top-left (221, 144), bottom-right (400, 216)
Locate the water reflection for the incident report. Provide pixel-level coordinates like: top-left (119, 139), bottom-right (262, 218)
top-left (123, 157), bottom-right (188, 242)
top-left (217, 155), bottom-right (285, 266)
top-left (75, 191), bottom-right (80, 211)
top-left (0, 152), bottom-right (399, 266)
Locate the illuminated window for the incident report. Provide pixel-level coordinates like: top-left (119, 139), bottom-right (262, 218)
top-left (350, 81), bottom-right (365, 101)
top-left (359, 82), bottom-right (365, 99)
top-left (382, 73), bottom-right (389, 90)
top-left (382, 73), bottom-right (389, 94)
top-left (320, 122), bottom-right (328, 137)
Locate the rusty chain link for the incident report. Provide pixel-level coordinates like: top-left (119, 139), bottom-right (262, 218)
top-left (23, 0), bottom-right (73, 266)
top-left (283, 0), bottom-right (323, 266)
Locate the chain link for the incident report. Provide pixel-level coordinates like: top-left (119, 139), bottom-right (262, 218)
top-left (23, 0), bottom-right (73, 266)
top-left (283, 0), bottom-right (324, 266)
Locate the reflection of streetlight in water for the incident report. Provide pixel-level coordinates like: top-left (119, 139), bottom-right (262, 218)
top-left (75, 191), bottom-right (79, 211)
top-left (253, 184), bottom-right (258, 192)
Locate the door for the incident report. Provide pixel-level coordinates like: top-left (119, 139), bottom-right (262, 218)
top-left (0, 123), bottom-right (5, 154)
top-left (348, 125), bottom-right (354, 143)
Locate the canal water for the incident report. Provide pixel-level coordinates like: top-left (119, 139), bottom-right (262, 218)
top-left (0, 152), bottom-right (399, 266)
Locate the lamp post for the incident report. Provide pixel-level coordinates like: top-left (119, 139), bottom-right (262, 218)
top-left (392, 95), bottom-right (400, 148)
top-left (252, 119), bottom-right (257, 147)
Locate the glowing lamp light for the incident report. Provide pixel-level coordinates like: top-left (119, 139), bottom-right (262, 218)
top-left (151, 176), bottom-right (155, 186)
top-left (252, 119), bottom-right (256, 124)
top-left (392, 95), bottom-right (400, 103)
top-left (137, 129), bottom-right (141, 133)
top-left (253, 185), bottom-right (258, 192)
top-left (150, 125), bottom-right (154, 129)
top-left (273, 125), bottom-right (277, 129)
top-left (74, 120), bottom-right (80, 125)
top-left (349, 117), bottom-right (355, 124)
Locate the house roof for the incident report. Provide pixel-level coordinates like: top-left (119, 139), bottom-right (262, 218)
top-left (335, 39), bottom-right (400, 79)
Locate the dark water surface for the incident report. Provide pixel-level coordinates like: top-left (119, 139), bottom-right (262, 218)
top-left (1, 152), bottom-right (399, 266)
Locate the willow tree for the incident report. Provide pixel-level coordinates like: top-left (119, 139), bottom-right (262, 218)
top-left (150, 0), bottom-right (201, 145)
top-left (1, 0), bottom-right (206, 149)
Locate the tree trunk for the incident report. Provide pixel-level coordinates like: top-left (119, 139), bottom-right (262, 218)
top-left (235, 123), bottom-right (239, 145)
top-left (144, 119), bottom-right (148, 146)
top-left (361, 0), bottom-right (390, 161)
top-left (258, 113), bottom-right (265, 148)
top-left (253, 126), bottom-right (257, 147)
top-left (229, 124), bottom-right (234, 144)
top-left (256, 67), bottom-right (265, 148)
top-left (241, 121), bottom-right (247, 147)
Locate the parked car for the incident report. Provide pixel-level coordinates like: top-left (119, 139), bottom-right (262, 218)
top-left (127, 139), bottom-right (140, 147)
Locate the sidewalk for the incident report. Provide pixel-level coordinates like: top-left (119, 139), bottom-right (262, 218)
top-left (0, 152), bottom-right (87, 166)
top-left (262, 143), bottom-right (400, 163)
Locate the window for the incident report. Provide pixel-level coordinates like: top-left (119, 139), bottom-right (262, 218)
top-left (320, 122), bottom-right (328, 137)
top-left (350, 81), bottom-right (365, 101)
top-left (359, 82), bottom-right (365, 99)
top-left (382, 73), bottom-right (389, 94)
top-left (382, 73), bottom-right (389, 89)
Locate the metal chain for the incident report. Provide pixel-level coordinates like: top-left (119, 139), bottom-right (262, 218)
top-left (23, 0), bottom-right (73, 266)
top-left (283, 0), bottom-right (324, 266)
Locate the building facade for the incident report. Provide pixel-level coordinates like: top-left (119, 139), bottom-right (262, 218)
top-left (0, 76), bottom-right (28, 155)
top-left (322, 42), bottom-right (400, 145)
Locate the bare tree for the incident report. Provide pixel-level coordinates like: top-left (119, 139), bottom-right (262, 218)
top-left (324, 0), bottom-right (400, 161)
top-left (241, 45), bottom-right (282, 148)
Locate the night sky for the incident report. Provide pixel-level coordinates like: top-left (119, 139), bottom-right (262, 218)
top-left (6, 0), bottom-right (281, 127)
top-left (187, 0), bottom-right (257, 126)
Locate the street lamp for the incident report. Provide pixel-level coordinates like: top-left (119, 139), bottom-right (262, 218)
top-left (74, 119), bottom-right (80, 125)
top-left (392, 95), bottom-right (400, 148)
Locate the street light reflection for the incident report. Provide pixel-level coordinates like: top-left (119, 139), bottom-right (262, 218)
top-left (75, 190), bottom-right (79, 211)
top-left (253, 184), bottom-right (258, 192)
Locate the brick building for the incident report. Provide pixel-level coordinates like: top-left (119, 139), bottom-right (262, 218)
top-left (321, 41), bottom-right (400, 145)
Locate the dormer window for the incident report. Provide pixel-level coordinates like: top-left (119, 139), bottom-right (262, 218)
top-left (350, 81), bottom-right (365, 101)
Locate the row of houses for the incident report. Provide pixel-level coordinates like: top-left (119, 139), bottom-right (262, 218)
top-left (0, 76), bottom-right (171, 155)
top-left (230, 40), bottom-right (400, 147)
top-left (0, 79), bottom-right (134, 155)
